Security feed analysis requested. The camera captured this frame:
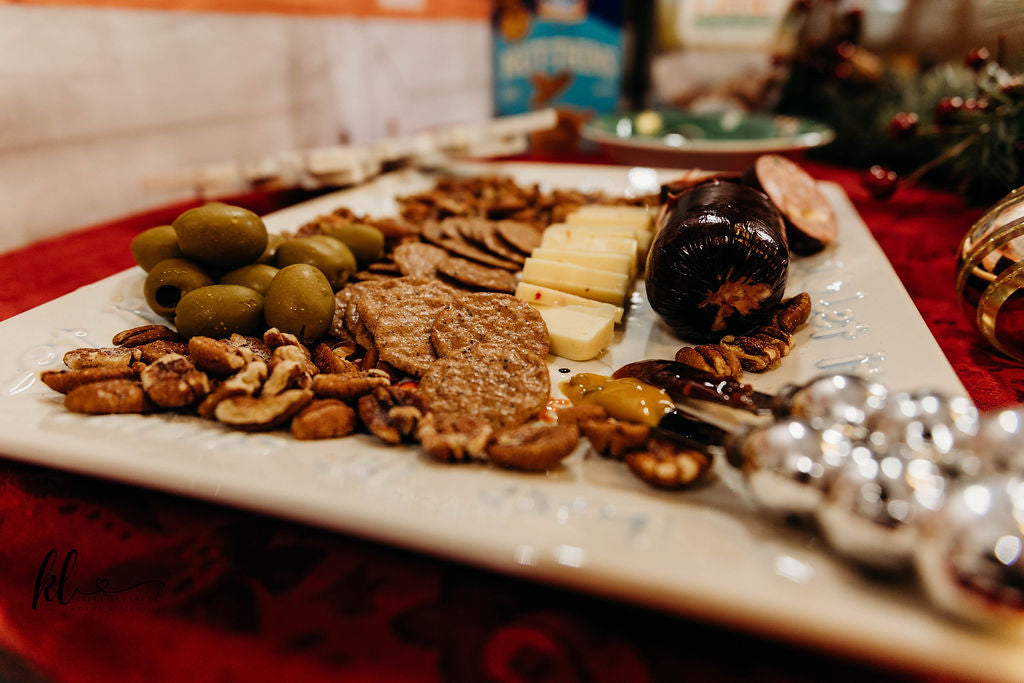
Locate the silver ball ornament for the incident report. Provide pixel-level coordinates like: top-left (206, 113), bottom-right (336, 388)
top-left (734, 418), bottom-right (852, 517)
top-left (870, 390), bottom-right (979, 478)
top-left (915, 475), bottom-right (1024, 633)
top-left (780, 374), bottom-right (888, 437)
top-left (818, 449), bottom-right (947, 570)
top-left (972, 407), bottom-right (1024, 476)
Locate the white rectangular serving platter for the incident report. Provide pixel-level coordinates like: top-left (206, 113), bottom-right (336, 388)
top-left (1, 162), bottom-right (1018, 681)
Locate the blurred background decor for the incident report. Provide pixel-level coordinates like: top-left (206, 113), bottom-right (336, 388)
top-left (770, 0), bottom-right (1023, 203)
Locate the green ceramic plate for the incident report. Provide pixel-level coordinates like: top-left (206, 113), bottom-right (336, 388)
top-left (582, 110), bottom-right (835, 169)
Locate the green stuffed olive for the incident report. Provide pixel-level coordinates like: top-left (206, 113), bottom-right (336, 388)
top-left (174, 284), bottom-right (265, 339)
top-left (219, 263), bottom-right (279, 296)
top-left (144, 258), bottom-right (214, 320)
top-left (274, 236), bottom-right (356, 290)
top-left (172, 202), bottom-right (268, 270)
top-left (322, 222), bottom-right (385, 265)
top-left (263, 264), bottom-right (335, 343)
top-left (256, 233), bottom-right (285, 265)
top-left (131, 225), bottom-right (183, 272)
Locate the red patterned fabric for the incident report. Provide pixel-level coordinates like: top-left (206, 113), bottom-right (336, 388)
top-left (0, 162), bottom-right (1007, 682)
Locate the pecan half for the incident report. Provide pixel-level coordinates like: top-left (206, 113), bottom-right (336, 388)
top-left (312, 342), bottom-right (359, 375)
top-left (770, 292), bottom-right (812, 334)
top-left (580, 418), bottom-right (651, 460)
top-left (196, 360), bottom-right (268, 419)
top-left (264, 328), bottom-right (309, 355)
top-left (41, 367), bottom-right (137, 394)
top-left (112, 324), bottom-right (181, 347)
top-left (625, 437), bottom-right (711, 489)
top-left (262, 356), bottom-right (314, 397)
top-left (64, 379), bottom-right (153, 414)
top-left (674, 344), bottom-right (743, 381)
top-left (290, 399), bottom-right (356, 440)
top-left (415, 412), bottom-right (492, 463)
top-left (270, 344), bottom-right (318, 377)
top-left (63, 347), bottom-right (138, 370)
top-left (188, 336), bottom-right (252, 375)
top-left (720, 326), bottom-right (794, 372)
top-left (214, 388), bottom-right (314, 431)
top-left (555, 404), bottom-right (607, 430)
top-left (357, 385), bottom-right (423, 444)
top-left (135, 340), bottom-right (189, 364)
top-left (312, 370), bottom-right (390, 402)
top-left (140, 353), bottom-right (212, 408)
top-left (229, 334), bottom-right (272, 362)
top-left (487, 422), bottom-right (579, 471)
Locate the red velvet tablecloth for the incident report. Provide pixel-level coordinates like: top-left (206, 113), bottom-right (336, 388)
top-left (0, 163), bottom-right (1013, 683)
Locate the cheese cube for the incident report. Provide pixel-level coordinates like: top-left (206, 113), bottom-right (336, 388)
top-left (521, 258), bottom-right (629, 305)
top-left (532, 304), bottom-right (614, 361)
top-left (515, 282), bottom-right (624, 323)
top-left (566, 205), bottom-right (654, 231)
top-left (538, 231), bottom-right (638, 259)
top-left (530, 248), bottom-right (633, 277)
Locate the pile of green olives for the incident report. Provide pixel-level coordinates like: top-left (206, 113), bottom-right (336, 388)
top-left (131, 202), bottom-right (385, 344)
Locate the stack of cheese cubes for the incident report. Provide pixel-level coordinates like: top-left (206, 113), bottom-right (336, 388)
top-left (514, 204), bottom-right (655, 361)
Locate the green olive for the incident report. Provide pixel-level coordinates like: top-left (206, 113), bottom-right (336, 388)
top-left (322, 222), bottom-right (385, 265)
top-left (131, 225), bottom-right (182, 272)
top-left (172, 202), bottom-right (268, 270)
top-left (274, 236), bottom-right (356, 290)
top-left (219, 264), bottom-right (279, 296)
top-left (263, 264), bottom-right (334, 343)
top-left (256, 233), bottom-right (285, 265)
top-left (143, 258), bottom-right (214, 321)
top-left (174, 285), bottom-right (265, 340)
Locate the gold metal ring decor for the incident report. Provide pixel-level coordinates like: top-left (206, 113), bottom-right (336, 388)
top-left (956, 186), bottom-right (1024, 362)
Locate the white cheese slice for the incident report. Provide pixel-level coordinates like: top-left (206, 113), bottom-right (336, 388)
top-left (521, 258), bottom-right (629, 305)
top-left (547, 223), bottom-right (653, 256)
top-left (515, 282), bottom-right (624, 323)
top-left (545, 223), bottom-right (636, 241)
top-left (530, 247), bottom-right (633, 277)
top-left (532, 304), bottom-right (614, 361)
top-left (538, 231), bottom-right (639, 259)
top-left (566, 205), bottom-right (653, 231)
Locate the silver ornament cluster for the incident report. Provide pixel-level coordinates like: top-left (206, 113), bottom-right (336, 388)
top-left (728, 374), bottom-right (1024, 633)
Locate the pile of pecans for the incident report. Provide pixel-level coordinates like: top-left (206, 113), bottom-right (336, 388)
top-left (40, 324), bottom-right (584, 472)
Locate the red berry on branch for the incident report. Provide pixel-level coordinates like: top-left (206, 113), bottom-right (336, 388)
top-left (888, 112), bottom-right (919, 140)
top-left (964, 97), bottom-right (985, 111)
top-left (862, 165), bottom-right (899, 200)
top-left (935, 96), bottom-right (964, 125)
top-left (836, 41), bottom-right (856, 60)
top-left (965, 47), bottom-right (990, 71)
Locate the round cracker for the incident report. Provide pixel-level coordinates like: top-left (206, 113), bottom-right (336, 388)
top-left (495, 221), bottom-right (541, 255)
top-left (437, 256), bottom-right (517, 293)
top-left (374, 287), bottom-right (455, 377)
top-left (431, 292), bottom-right (549, 361)
top-left (355, 276), bottom-right (435, 335)
top-left (337, 280), bottom-right (379, 348)
top-left (418, 343), bottom-right (550, 428)
top-left (393, 241), bottom-right (448, 278)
